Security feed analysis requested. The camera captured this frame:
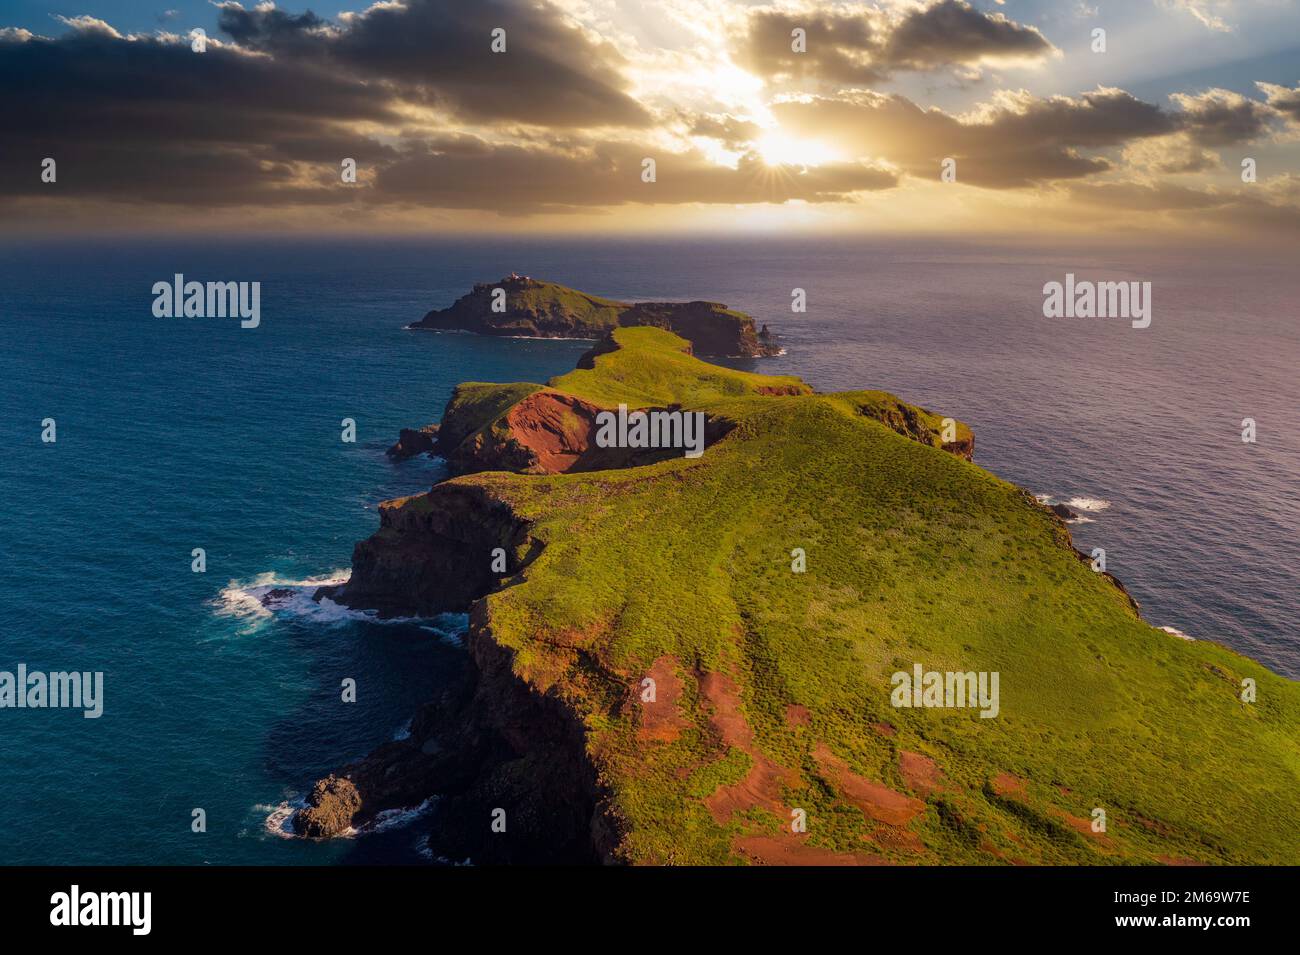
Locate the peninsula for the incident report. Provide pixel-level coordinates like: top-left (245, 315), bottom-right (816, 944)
top-left (300, 289), bottom-right (1299, 866)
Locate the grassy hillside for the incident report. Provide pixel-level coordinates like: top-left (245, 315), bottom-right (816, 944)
top-left (422, 328), bottom-right (1298, 864)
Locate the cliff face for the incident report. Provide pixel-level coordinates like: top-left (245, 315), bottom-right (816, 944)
top-left (295, 599), bottom-right (611, 863)
top-left (319, 483), bottom-right (535, 618)
top-left (299, 325), bottom-right (1300, 867)
top-left (411, 275), bottom-right (782, 357)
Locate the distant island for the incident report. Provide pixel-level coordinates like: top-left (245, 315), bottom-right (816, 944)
top-left (298, 283), bottom-right (1299, 866)
top-left (409, 273), bottom-right (782, 357)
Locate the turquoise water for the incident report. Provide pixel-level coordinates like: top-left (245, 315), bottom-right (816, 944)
top-left (1, 237), bottom-right (1295, 864)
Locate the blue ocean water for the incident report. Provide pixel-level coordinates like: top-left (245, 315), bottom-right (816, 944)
top-left (1, 236), bottom-right (1295, 865)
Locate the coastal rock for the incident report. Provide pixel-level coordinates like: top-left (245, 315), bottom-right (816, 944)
top-left (1049, 502), bottom-right (1079, 520)
top-left (411, 274), bottom-right (782, 357)
top-left (259, 588), bottom-right (296, 609)
top-left (387, 424), bottom-right (439, 460)
top-left (293, 775), bottom-right (362, 838)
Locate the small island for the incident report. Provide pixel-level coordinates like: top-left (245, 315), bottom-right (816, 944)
top-left (299, 284), bottom-right (1298, 867)
top-left (409, 273), bottom-right (782, 357)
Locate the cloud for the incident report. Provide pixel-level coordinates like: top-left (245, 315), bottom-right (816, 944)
top-left (1122, 135), bottom-right (1221, 174)
top-left (1171, 88), bottom-right (1272, 146)
top-left (215, 0), bottom-right (651, 127)
top-left (1157, 0), bottom-right (1234, 33)
top-left (0, 13), bottom-right (892, 216)
top-left (772, 87), bottom-right (1177, 187)
top-left (0, 25), bottom-right (398, 203)
top-left (1257, 82), bottom-right (1300, 123)
top-left (738, 0), bottom-right (1054, 86)
top-left (877, 0), bottom-right (1055, 72)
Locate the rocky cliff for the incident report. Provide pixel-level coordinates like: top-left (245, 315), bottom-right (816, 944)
top-left (410, 274), bottom-right (782, 357)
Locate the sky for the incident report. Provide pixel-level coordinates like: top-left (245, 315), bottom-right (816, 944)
top-left (2, 0), bottom-right (1298, 238)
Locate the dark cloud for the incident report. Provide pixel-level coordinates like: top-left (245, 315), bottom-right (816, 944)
top-left (1172, 89), bottom-right (1273, 146)
top-left (771, 88), bottom-right (1177, 187)
top-left (740, 0), bottom-right (1053, 86)
top-left (0, 25), bottom-right (396, 203)
top-left (741, 9), bottom-right (881, 85)
top-left (879, 0), bottom-right (1054, 72)
top-left (216, 0), bottom-right (650, 127)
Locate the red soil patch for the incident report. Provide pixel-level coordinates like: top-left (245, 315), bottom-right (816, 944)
top-left (637, 656), bottom-right (689, 743)
top-left (813, 743), bottom-right (924, 826)
top-left (785, 704), bottom-right (811, 728)
top-left (735, 835), bottom-right (887, 866)
top-left (504, 391), bottom-right (598, 473)
top-left (872, 722), bottom-right (897, 737)
top-left (1052, 809), bottom-right (1114, 848)
top-left (991, 772), bottom-right (1028, 798)
top-left (898, 751), bottom-right (944, 796)
top-left (698, 671), bottom-right (799, 823)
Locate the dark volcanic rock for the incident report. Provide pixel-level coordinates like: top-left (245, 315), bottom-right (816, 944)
top-left (290, 603), bottom-right (612, 863)
top-left (387, 424), bottom-right (439, 460)
top-left (318, 483), bottom-right (536, 619)
top-left (260, 588), bottom-right (296, 609)
top-left (1050, 502), bottom-right (1079, 520)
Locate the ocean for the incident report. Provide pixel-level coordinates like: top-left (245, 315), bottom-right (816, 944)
top-left (1, 236), bottom-right (1295, 865)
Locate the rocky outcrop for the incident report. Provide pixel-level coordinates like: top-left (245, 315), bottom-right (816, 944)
top-left (387, 425), bottom-right (439, 460)
top-left (294, 775), bottom-right (362, 838)
top-left (411, 275), bottom-right (782, 357)
top-left (317, 483), bottom-right (536, 618)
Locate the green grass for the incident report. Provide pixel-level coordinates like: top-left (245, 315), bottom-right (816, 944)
top-left (419, 328), bottom-right (1299, 865)
top-left (509, 282), bottom-right (626, 328)
top-left (550, 327), bottom-right (808, 407)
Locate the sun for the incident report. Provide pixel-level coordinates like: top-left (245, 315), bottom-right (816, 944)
top-left (755, 131), bottom-right (839, 168)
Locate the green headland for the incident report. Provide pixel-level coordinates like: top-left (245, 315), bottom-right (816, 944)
top-left (305, 309), bottom-right (1299, 867)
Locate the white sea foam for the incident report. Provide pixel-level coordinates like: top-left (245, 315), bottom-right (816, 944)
top-left (1034, 493), bottom-right (1110, 520)
top-left (212, 570), bottom-right (468, 635)
top-left (1158, 625), bottom-right (1196, 641)
top-left (259, 797), bottom-right (307, 839)
top-left (363, 797), bottom-right (438, 834)
top-left (1065, 496), bottom-right (1111, 512)
top-left (259, 795), bottom-right (436, 840)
